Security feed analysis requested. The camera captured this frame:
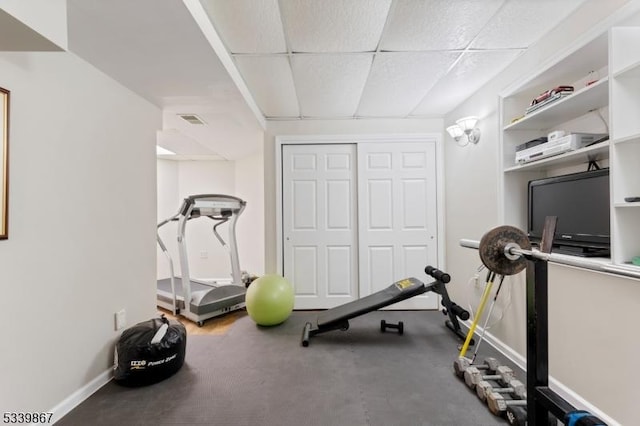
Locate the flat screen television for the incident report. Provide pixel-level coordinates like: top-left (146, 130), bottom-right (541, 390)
top-left (527, 168), bottom-right (610, 257)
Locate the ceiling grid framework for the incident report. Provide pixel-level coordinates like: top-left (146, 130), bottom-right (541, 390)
top-left (200, 0), bottom-right (589, 120)
top-left (64, 0), bottom-right (594, 158)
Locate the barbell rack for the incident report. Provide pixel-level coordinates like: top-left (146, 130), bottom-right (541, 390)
top-left (459, 225), bottom-right (639, 425)
top-left (460, 238), bottom-right (640, 280)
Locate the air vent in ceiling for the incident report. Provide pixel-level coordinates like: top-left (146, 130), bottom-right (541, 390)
top-left (178, 114), bottom-right (206, 125)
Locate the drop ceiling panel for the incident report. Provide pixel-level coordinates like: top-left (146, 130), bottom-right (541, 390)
top-left (280, 0), bottom-right (392, 52)
top-left (412, 50), bottom-right (522, 116)
top-left (292, 54), bottom-right (373, 117)
top-left (357, 52), bottom-right (460, 117)
top-left (66, 0), bottom-right (600, 158)
top-left (235, 56), bottom-right (300, 117)
top-left (471, 0), bottom-right (587, 49)
top-left (380, 0), bottom-right (505, 51)
top-left (201, 0), bottom-right (286, 53)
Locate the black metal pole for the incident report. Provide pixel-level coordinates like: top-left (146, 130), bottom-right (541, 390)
top-left (526, 257), bottom-right (549, 425)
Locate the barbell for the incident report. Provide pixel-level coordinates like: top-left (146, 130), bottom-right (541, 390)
top-left (478, 226), bottom-right (531, 276)
top-left (461, 225), bottom-right (640, 279)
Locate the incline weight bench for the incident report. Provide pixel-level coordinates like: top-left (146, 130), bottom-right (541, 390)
top-left (301, 266), bottom-right (472, 346)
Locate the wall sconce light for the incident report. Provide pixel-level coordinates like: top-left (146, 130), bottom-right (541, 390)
top-left (446, 116), bottom-right (481, 146)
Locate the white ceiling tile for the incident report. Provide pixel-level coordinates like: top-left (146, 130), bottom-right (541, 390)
top-left (471, 0), bottom-right (588, 49)
top-left (357, 52), bottom-right (460, 116)
top-left (381, 0), bottom-right (505, 51)
top-left (280, 0), bottom-right (392, 52)
top-left (201, 0), bottom-right (286, 53)
top-left (412, 50), bottom-right (522, 116)
top-left (291, 54), bottom-right (373, 117)
top-left (235, 56), bottom-right (300, 117)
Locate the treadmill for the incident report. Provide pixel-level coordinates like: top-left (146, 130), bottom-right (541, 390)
top-left (157, 194), bottom-right (247, 326)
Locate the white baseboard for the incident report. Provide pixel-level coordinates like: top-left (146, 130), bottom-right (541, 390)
top-left (49, 368), bottom-right (112, 425)
top-left (468, 323), bottom-right (620, 426)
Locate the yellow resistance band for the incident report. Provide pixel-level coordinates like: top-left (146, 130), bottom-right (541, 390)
top-left (458, 273), bottom-right (494, 359)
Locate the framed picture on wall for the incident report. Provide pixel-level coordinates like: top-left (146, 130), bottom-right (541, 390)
top-left (1, 86), bottom-right (9, 239)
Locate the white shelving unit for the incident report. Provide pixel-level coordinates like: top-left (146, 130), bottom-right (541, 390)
top-left (609, 27), bottom-right (640, 267)
top-left (499, 28), bottom-right (640, 271)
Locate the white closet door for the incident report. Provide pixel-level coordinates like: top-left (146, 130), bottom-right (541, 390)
top-left (282, 144), bottom-right (358, 309)
top-left (357, 142), bottom-right (439, 309)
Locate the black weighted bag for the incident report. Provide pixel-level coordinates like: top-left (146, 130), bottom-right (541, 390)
top-left (113, 315), bottom-right (186, 386)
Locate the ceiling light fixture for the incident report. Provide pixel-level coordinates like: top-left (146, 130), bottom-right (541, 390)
top-left (446, 116), bottom-right (481, 147)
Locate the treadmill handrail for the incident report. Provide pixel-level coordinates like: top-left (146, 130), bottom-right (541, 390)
top-left (185, 194), bottom-right (245, 203)
top-left (157, 213), bottom-right (180, 229)
top-left (180, 195), bottom-right (246, 218)
top-left (156, 232), bottom-right (179, 315)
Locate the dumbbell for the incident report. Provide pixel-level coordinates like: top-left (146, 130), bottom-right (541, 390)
top-left (487, 391), bottom-right (527, 416)
top-left (505, 406), bottom-right (528, 426)
top-left (380, 320), bottom-right (404, 334)
top-left (476, 379), bottom-right (525, 402)
top-left (464, 365), bottom-right (514, 389)
top-left (453, 356), bottom-right (500, 378)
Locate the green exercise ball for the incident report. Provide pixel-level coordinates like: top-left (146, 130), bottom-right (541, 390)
top-left (245, 274), bottom-right (294, 326)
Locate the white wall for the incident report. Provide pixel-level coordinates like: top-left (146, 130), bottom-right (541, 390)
top-left (263, 118), bottom-right (443, 273)
top-left (156, 159), bottom-right (179, 278)
top-left (0, 52), bottom-right (160, 417)
top-left (157, 159), bottom-right (179, 220)
top-left (444, 1), bottom-right (640, 424)
top-left (235, 150), bottom-right (265, 275)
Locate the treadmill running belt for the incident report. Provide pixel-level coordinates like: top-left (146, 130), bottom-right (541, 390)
top-left (157, 278), bottom-right (213, 298)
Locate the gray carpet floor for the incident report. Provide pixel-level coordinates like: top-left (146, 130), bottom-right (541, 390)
top-left (58, 311), bottom-right (521, 425)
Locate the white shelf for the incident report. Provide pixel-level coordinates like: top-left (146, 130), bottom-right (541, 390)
top-left (612, 58), bottom-right (640, 78)
top-left (608, 262), bottom-right (640, 271)
top-left (612, 132), bottom-right (640, 145)
top-left (504, 141), bottom-right (609, 172)
top-left (602, 263), bottom-right (640, 278)
top-left (614, 202), bottom-right (640, 208)
top-left (504, 78), bottom-right (609, 131)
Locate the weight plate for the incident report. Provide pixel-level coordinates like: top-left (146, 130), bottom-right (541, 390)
top-left (479, 226), bottom-right (531, 276)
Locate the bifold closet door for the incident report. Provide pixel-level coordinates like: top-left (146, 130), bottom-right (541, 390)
top-left (357, 142), bottom-right (439, 309)
top-left (282, 144), bottom-right (359, 309)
